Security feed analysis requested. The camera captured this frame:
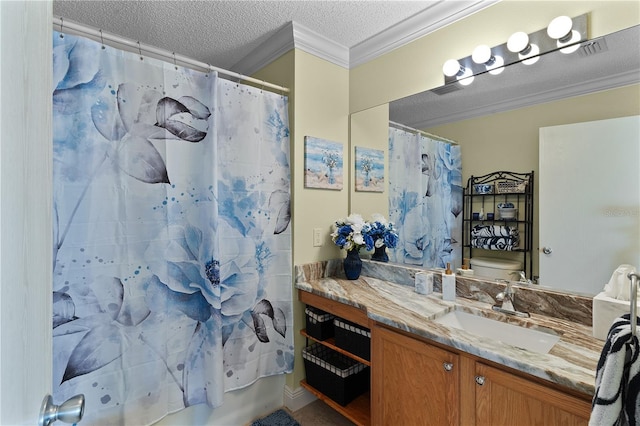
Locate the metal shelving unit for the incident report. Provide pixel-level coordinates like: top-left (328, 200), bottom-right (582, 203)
top-left (462, 171), bottom-right (534, 278)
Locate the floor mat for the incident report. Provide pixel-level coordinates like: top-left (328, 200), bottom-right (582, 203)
top-left (251, 408), bottom-right (301, 426)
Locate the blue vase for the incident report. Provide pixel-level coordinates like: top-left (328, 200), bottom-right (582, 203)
top-left (371, 245), bottom-right (389, 262)
top-left (343, 249), bottom-right (362, 280)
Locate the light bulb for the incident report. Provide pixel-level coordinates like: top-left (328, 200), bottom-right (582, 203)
top-left (507, 32), bottom-right (530, 54)
top-left (443, 59), bottom-right (464, 77)
top-left (458, 75), bottom-right (474, 86)
top-left (456, 67), bottom-right (474, 86)
top-left (488, 56), bottom-right (505, 75)
top-left (559, 33), bottom-right (582, 54)
top-left (521, 44), bottom-right (540, 65)
top-left (472, 44), bottom-right (493, 65)
top-left (547, 16), bottom-right (573, 41)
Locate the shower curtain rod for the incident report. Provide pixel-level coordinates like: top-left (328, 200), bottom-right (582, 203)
top-left (389, 120), bottom-right (458, 145)
top-left (53, 16), bottom-right (290, 94)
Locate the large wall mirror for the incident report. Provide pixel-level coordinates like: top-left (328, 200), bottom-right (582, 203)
top-left (350, 24), bottom-right (640, 296)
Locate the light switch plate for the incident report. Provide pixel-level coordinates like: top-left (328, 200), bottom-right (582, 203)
top-left (313, 228), bottom-right (322, 247)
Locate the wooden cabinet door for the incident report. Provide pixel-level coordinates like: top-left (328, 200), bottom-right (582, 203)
top-left (372, 325), bottom-right (459, 425)
top-left (474, 362), bottom-right (591, 426)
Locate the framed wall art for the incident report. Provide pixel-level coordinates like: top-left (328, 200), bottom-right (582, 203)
top-left (355, 146), bottom-right (384, 192)
top-left (304, 136), bottom-right (344, 190)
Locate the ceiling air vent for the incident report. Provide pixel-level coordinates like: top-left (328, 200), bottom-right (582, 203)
top-left (431, 83), bottom-right (462, 96)
top-left (578, 38), bottom-right (608, 57)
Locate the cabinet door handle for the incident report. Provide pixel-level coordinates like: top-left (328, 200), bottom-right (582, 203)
top-left (475, 375), bottom-right (485, 386)
top-left (443, 362), bottom-right (453, 372)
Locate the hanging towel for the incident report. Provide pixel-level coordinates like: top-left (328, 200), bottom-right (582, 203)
top-left (590, 314), bottom-right (640, 426)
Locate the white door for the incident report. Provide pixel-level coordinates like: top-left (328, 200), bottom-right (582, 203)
top-left (0, 1), bottom-right (53, 424)
top-left (539, 116), bottom-right (640, 295)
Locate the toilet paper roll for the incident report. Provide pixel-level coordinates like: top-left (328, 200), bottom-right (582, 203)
top-left (415, 271), bottom-right (433, 295)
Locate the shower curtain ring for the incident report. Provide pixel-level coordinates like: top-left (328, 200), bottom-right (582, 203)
top-left (137, 41), bottom-right (143, 61)
top-left (99, 30), bottom-right (105, 50)
top-left (206, 63), bottom-right (211, 77)
top-left (59, 17), bottom-right (64, 38)
top-left (173, 53), bottom-right (178, 70)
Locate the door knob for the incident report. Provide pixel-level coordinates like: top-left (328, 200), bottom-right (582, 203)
top-left (39, 394), bottom-right (85, 426)
top-left (542, 247), bottom-right (553, 255)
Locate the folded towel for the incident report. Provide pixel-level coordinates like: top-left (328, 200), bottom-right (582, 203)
top-left (590, 314), bottom-right (640, 426)
top-left (471, 225), bottom-right (519, 239)
top-left (471, 236), bottom-right (519, 251)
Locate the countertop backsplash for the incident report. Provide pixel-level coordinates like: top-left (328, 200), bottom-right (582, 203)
top-left (295, 259), bottom-right (593, 326)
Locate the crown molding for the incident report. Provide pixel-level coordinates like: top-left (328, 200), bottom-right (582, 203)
top-left (231, 22), bottom-right (296, 76)
top-left (232, 21), bottom-right (349, 75)
top-left (350, 0), bottom-right (498, 68)
top-left (408, 70), bottom-right (640, 129)
top-left (232, 1), bottom-right (494, 75)
top-left (291, 22), bottom-right (350, 68)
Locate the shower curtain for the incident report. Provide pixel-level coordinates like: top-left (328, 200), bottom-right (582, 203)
top-left (52, 32), bottom-right (293, 425)
top-left (388, 126), bottom-right (462, 268)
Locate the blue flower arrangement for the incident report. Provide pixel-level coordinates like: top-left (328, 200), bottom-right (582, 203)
top-left (365, 213), bottom-right (399, 249)
top-left (331, 213), bottom-right (399, 253)
top-left (331, 214), bottom-right (374, 252)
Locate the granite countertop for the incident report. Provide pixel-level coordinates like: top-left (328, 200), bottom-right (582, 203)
top-left (295, 273), bottom-right (604, 397)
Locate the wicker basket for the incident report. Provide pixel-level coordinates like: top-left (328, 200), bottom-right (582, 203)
top-left (334, 318), bottom-right (371, 361)
top-left (305, 306), bottom-right (335, 341)
top-left (496, 180), bottom-right (527, 194)
top-left (302, 343), bottom-right (370, 406)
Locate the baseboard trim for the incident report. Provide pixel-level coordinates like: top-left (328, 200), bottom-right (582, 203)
top-left (284, 385), bottom-right (316, 412)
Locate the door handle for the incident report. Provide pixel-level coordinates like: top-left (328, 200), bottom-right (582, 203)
top-left (39, 394), bottom-right (85, 426)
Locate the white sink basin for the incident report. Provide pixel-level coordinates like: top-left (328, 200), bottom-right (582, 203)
top-left (433, 309), bottom-right (561, 354)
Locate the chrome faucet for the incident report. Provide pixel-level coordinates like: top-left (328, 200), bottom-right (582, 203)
top-left (492, 280), bottom-right (530, 318)
top-left (512, 270), bottom-right (533, 285)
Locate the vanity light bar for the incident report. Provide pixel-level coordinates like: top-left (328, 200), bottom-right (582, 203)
top-left (442, 13), bottom-right (588, 85)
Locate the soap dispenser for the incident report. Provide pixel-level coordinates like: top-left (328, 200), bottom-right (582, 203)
top-left (442, 263), bottom-right (456, 301)
top-left (456, 258), bottom-right (475, 277)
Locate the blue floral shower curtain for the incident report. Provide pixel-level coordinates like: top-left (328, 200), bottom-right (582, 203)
top-left (52, 32), bottom-right (292, 425)
top-left (388, 126), bottom-right (462, 268)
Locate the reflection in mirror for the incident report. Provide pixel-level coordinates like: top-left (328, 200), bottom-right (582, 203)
top-left (386, 25), bottom-right (640, 296)
top-left (389, 25), bottom-right (640, 130)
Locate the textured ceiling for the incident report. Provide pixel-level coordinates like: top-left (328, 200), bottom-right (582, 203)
top-left (52, 1), bottom-right (640, 128)
top-left (52, 0), bottom-right (441, 70)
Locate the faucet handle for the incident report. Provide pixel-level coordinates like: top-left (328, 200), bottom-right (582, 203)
top-left (504, 280), bottom-right (515, 295)
top-left (508, 281), bottom-right (515, 292)
top-left (513, 270), bottom-right (532, 285)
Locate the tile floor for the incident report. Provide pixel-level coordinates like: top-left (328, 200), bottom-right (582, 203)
top-left (288, 400), bottom-right (354, 425)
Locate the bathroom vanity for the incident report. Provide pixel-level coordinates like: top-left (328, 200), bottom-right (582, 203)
top-left (296, 260), bottom-right (600, 425)
top-left (372, 323), bottom-right (591, 425)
